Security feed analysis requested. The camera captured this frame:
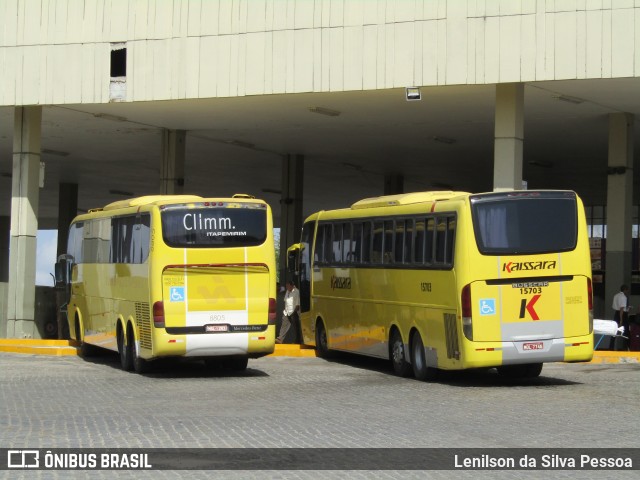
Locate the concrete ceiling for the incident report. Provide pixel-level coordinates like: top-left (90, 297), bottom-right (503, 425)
top-left (1, 77), bottom-right (640, 229)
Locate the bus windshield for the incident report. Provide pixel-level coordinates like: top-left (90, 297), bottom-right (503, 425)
top-left (161, 205), bottom-right (267, 248)
top-left (470, 192), bottom-right (577, 255)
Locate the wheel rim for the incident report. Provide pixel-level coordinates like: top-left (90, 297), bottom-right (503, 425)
top-left (318, 323), bottom-right (327, 351)
top-left (392, 336), bottom-right (404, 365)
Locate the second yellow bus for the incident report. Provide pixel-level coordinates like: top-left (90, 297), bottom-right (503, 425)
top-left (288, 190), bottom-right (593, 379)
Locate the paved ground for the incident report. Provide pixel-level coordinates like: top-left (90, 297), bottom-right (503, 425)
top-left (0, 350), bottom-right (638, 479)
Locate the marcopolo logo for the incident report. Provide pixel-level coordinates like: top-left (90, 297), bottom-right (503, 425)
top-left (502, 261), bottom-right (556, 274)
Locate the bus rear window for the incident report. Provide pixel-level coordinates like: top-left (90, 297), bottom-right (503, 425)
top-left (161, 207), bottom-right (267, 248)
top-left (471, 192), bottom-right (578, 255)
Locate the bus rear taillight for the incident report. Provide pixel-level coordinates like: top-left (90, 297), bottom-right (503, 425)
top-left (153, 301), bottom-right (165, 328)
top-left (268, 298), bottom-right (277, 324)
top-left (461, 284), bottom-right (473, 341)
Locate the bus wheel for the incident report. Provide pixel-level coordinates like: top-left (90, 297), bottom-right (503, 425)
top-left (75, 317), bottom-right (93, 358)
top-left (118, 325), bottom-right (132, 371)
top-left (411, 333), bottom-right (438, 381)
top-left (223, 356), bottom-right (248, 372)
top-left (390, 329), bottom-right (412, 377)
top-left (497, 363), bottom-right (543, 379)
top-left (128, 324), bottom-right (150, 374)
top-left (315, 320), bottom-right (331, 358)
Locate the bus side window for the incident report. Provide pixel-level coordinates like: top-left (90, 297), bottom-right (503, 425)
top-left (331, 223), bottom-right (343, 264)
top-left (414, 219), bottom-right (425, 264)
top-left (323, 224), bottom-right (333, 264)
top-left (446, 216), bottom-right (456, 265)
top-left (435, 216), bottom-right (447, 264)
top-left (372, 221), bottom-right (383, 264)
top-left (394, 220), bottom-right (405, 263)
top-left (341, 222), bottom-right (352, 263)
top-left (315, 224), bottom-right (325, 264)
top-left (383, 220), bottom-right (394, 264)
top-left (351, 222), bottom-right (363, 263)
top-left (425, 218), bottom-right (435, 265)
top-left (403, 219), bottom-right (413, 264)
top-left (362, 221), bottom-right (372, 263)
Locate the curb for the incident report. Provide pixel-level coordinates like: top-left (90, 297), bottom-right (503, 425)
top-left (0, 339), bottom-right (638, 363)
top-left (0, 339), bottom-right (317, 358)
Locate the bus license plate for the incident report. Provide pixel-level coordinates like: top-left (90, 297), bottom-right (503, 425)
top-left (205, 324), bottom-right (228, 332)
top-left (523, 342), bottom-right (543, 351)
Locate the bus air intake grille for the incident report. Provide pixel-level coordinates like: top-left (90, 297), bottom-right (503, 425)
top-left (444, 313), bottom-right (460, 360)
top-left (135, 303), bottom-right (152, 350)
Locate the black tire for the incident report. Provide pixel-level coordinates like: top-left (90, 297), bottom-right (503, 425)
top-left (390, 329), bottom-right (412, 377)
top-left (75, 317), bottom-right (94, 357)
top-left (118, 325), bottom-right (132, 371)
top-left (497, 363), bottom-right (543, 378)
top-left (223, 356), bottom-right (249, 372)
top-left (128, 324), bottom-right (150, 374)
top-left (315, 320), bottom-right (331, 358)
top-left (411, 333), bottom-right (438, 381)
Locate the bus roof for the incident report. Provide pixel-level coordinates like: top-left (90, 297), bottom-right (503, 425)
top-left (94, 194), bottom-right (263, 212)
top-left (350, 191), bottom-right (469, 209)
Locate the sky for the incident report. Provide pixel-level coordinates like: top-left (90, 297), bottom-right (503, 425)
top-left (36, 229), bottom-right (58, 286)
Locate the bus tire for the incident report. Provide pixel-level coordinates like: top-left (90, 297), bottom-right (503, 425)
top-left (118, 324), bottom-right (133, 371)
top-left (315, 320), bottom-right (331, 358)
top-left (390, 329), bottom-right (412, 377)
top-left (497, 363), bottom-right (543, 379)
top-left (127, 323), bottom-right (150, 374)
top-left (411, 333), bottom-right (438, 381)
top-left (223, 356), bottom-right (248, 372)
top-left (75, 316), bottom-right (94, 358)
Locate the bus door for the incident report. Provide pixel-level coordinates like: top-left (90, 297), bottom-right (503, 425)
top-left (298, 221), bottom-right (315, 343)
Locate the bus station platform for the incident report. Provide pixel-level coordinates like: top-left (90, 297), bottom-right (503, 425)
top-left (0, 338), bottom-right (637, 363)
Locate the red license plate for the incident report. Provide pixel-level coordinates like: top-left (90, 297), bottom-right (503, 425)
top-left (523, 342), bottom-right (543, 351)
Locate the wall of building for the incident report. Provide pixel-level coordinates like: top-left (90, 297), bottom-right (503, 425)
top-left (1, 0), bottom-right (639, 105)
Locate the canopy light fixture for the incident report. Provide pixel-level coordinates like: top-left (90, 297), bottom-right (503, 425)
top-left (551, 94), bottom-right (584, 105)
top-left (308, 107), bottom-right (341, 117)
top-left (94, 113), bottom-right (128, 122)
top-left (433, 136), bottom-right (456, 145)
top-left (405, 87), bottom-right (421, 101)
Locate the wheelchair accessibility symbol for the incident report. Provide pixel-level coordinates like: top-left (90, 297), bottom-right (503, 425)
top-left (170, 287), bottom-right (185, 302)
top-left (479, 299), bottom-right (496, 316)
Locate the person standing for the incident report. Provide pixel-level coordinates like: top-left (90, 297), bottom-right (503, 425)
top-left (276, 280), bottom-right (300, 344)
top-left (611, 284), bottom-right (630, 350)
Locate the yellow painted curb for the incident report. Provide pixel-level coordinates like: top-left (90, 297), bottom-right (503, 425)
top-left (268, 344), bottom-right (317, 357)
top-left (589, 351), bottom-right (640, 364)
top-left (0, 338), bottom-right (79, 356)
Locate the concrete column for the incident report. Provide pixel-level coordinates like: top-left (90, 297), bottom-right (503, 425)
top-left (0, 216), bottom-right (9, 282)
top-left (6, 106), bottom-right (42, 339)
top-left (160, 129), bottom-right (186, 194)
top-left (0, 217), bottom-right (8, 338)
top-left (493, 83), bottom-right (524, 191)
top-left (605, 113), bottom-right (634, 311)
top-left (57, 183), bottom-right (78, 258)
top-left (280, 154), bottom-right (304, 281)
top-left (384, 173), bottom-right (404, 195)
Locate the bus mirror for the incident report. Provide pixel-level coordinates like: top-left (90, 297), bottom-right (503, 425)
top-left (55, 254), bottom-right (74, 285)
top-left (286, 244), bottom-right (300, 273)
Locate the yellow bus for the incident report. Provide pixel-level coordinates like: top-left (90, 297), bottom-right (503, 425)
top-left (287, 190), bottom-right (593, 380)
top-left (56, 194), bottom-right (277, 373)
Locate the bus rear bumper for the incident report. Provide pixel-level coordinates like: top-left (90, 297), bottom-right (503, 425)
top-left (462, 335), bottom-right (593, 369)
